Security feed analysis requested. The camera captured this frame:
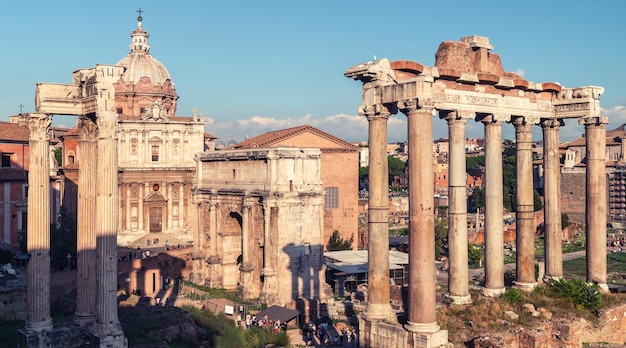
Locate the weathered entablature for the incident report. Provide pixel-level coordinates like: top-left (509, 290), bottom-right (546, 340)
top-left (36, 64), bottom-right (125, 116)
top-left (554, 86), bottom-right (604, 119)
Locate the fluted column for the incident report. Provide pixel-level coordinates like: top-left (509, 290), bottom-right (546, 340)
top-left (541, 119), bottom-right (563, 280)
top-left (441, 110), bottom-right (472, 304)
top-left (74, 116), bottom-right (98, 326)
top-left (480, 114), bottom-right (506, 296)
top-left (401, 100), bottom-right (439, 332)
top-left (581, 116), bottom-right (609, 291)
top-left (362, 103), bottom-right (396, 323)
top-left (94, 110), bottom-right (126, 340)
top-left (512, 116), bottom-right (538, 290)
top-left (24, 113), bottom-right (53, 334)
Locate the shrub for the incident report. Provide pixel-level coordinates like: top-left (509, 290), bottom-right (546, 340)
top-left (546, 278), bottom-right (602, 309)
top-left (502, 289), bottom-right (525, 305)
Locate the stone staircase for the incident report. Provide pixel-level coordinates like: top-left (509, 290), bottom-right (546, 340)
top-left (127, 233), bottom-right (191, 250)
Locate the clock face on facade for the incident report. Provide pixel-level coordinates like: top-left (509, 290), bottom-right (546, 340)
top-left (153, 184), bottom-right (159, 191)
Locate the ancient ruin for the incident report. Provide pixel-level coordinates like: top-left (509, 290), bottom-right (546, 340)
top-left (21, 65), bottom-right (128, 347)
top-left (346, 35), bottom-right (606, 347)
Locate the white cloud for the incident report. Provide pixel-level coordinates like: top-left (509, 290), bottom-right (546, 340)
top-left (207, 113), bottom-right (409, 144)
top-left (206, 105), bottom-right (626, 146)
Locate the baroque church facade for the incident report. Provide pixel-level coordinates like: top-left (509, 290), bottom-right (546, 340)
top-left (60, 15), bottom-right (215, 247)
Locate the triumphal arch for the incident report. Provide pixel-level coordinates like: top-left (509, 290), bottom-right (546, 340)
top-left (19, 66), bottom-right (127, 347)
top-left (346, 35), bottom-right (606, 347)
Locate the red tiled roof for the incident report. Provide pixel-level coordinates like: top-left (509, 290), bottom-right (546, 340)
top-left (231, 125), bottom-right (357, 150)
top-left (0, 121), bottom-right (29, 142)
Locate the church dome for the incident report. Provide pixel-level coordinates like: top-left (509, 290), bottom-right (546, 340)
top-left (116, 15), bottom-right (172, 86)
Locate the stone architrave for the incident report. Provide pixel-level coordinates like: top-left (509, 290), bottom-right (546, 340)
top-left (74, 116), bottom-right (98, 326)
top-left (480, 114), bottom-right (506, 297)
top-left (581, 116), bottom-right (610, 291)
top-left (362, 104), bottom-right (397, 323)
top-left (541, 118), bottom-right (563, 280)
top-left (441, 110), bottom-right (472, 304)
top-left (24, 113), bottom-right (54, 335)
top-left (401, 99), bottom-right (441, 332)
top-left (512, 116), bottom-right (538, 291)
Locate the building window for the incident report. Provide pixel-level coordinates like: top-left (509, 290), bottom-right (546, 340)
top-left (151, 145), bottom-right (159, 162)
top-left (1, 153), bottom-right (11, 167)
top-left (325, 187), bottom-right (339, 209)
top-left (23, 185), bottom-right (28, 199)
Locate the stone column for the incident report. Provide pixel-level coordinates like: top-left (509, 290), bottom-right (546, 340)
top-left (178, 183), bottom-right (184, 228)
top-left (541, 119), bottom-right (563, 280)
top-left (238, 199), bottom-right (254, 299)
top-left (125, 184), bottom-right (131, 231)
top-left (581, 116), bottom-right (609, 291)
top-left (441, 110), bottom-right (472, 304)
top-left (138, 184), bottom-right (145, 231)
top-left (94, 110), bottom-right (127, 344)
top-left (167, 183), bottom-right (173, 230)
top-left (259, 201), bottom-right (278, 305)
top-left (512, 116), bottom-right (538, 290)
top-left (480, 114), bottom-right (506, 296)
top-left (362, 104), bottom-right (396, 323)
top-left (401, 100), bottom-right (440, 332)
top-left (74, 116), bottom-right (98, 326)
top-left (24, 113), bottom-right (53, 334)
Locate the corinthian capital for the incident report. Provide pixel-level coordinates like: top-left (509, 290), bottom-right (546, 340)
top-left (358, 103), bottom-right (396, 120)
top-left (579, 116), bottom-right (609, 127)
top-left (97, 111), bottom-right (118, 140)
top-left (28, 113), bottom-right (51, 141)
top-left (540, 118), bottom-right (564, 129)
top-left (78, 116), bottom-right (98, 142)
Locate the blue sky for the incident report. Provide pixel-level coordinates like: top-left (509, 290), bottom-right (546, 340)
top-left (1, 1), bottom-right (625, 144)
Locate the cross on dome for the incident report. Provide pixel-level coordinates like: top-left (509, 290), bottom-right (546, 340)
top-left (130, 9), bottom-right (150, 53)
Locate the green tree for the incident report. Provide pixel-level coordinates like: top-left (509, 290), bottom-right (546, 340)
top-left (50, 208), bottom-right (77, 270)
top-left (435, 218), bottom-right (448, 259)
top-left (533, 189), bottom-right (544, 211)
top-left (388, 156), bottom-right (405, 176)
top-left (327, 230), bottom-right (354, 251)
top-left (466, 156), bottom-right (485, 170)
top-left (468, 243), bottom-right (484, 268)
top-left (54, 147), bottom-right (63, 166)
top-left (469, 186), bottom-right (485, 211)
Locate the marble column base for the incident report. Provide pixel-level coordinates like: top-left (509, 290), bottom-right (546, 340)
top-left (363, 303), bottom-right (397, 323)
top-left (444, 293), bottom-right (472, 305)
top-left (597, 283), bottom-right (610, 293)
top-left (23, 318), bottom-right (53, 334)
top-left (513, 281), bottom-right (538, 292)
top-left (411, 329), bottom-right (449, 348)
top-left (73, 311), bottom-right (96, 328)
top-left (482, 287), bottom-right (506, 297)
top-left (405, 320), bottom-right (440, 333)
